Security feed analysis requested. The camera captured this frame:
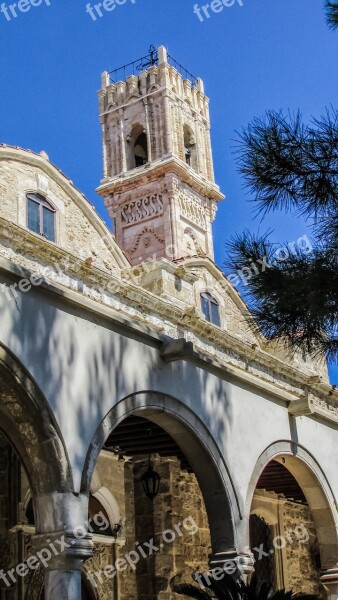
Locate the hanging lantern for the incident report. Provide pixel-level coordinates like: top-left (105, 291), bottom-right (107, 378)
top-left (141, 463), bottom-right (161, 500)
top-left (141, 442), bottom-right (161, 502)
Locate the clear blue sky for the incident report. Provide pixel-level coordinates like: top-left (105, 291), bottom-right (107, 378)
top-left (0, 0), bottom-right (337, 382)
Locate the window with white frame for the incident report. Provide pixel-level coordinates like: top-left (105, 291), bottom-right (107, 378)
top-left (27, 193), bottom-right (56, 242)
top-left (200, 292), bottom-right (221, 327)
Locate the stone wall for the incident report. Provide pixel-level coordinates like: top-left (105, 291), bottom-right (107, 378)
top-left (252, 491), bottom-right (322, 595)
top-left (0, 152), bottom-right (127, 274)
top-left (118, 455), bottom-right (211, 600)
top-left (282, 500), bottom-right (322, 594)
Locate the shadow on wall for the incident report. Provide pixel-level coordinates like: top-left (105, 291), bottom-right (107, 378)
top-left (0, 268), bottom-right (233, 495)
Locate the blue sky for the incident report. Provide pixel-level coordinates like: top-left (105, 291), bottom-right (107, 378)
top-left (0, 0), bottom-right (337, 382)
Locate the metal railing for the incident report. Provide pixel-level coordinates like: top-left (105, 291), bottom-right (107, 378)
top-left (108, 46), bottom-right (198, 86)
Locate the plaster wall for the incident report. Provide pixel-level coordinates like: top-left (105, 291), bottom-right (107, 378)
top-left (0, 276), bottom-right (337, 526)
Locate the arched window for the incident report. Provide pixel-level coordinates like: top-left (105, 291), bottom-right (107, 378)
top-left (183, 125), bottom-right (196, 168)
top-left (134, 132), bottom-right (148, 167)
top-left (88, 493), bottom-right (113, 535)
top-left (200, 292), bottom-right (221, 327)
top-left (27, 193), bottom-right (56, 242)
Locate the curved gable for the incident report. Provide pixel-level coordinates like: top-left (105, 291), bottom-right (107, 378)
top-left (181, 256), bottom-right (262, 346)
top-left (0, 145), bottom-right (130, 273)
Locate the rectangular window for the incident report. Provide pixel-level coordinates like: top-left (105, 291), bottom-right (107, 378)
top-left (211, 302), bottom-right (221, 327)
top-left (201, 296), bottom-right (211, 322)
top-left (27, 199), bottom-right (40, 235)
top-left (43, 207), bottom-right (55, 242)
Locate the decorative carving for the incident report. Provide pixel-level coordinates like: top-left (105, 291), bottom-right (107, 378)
top-left (128, 227), bottom-right (164, 256)
top-left (84, 543), bottom-right (114, 598)
top-left (121, 194), bottom-right (163, 225)
top-left (35, 173), bottom-right (49, 195)
top-left (25, 565), bottom-right (45, 600)
top-left (184, 227), bottom-right (205, 257)
top-left (1, 217), bottom-right (338, 426)
top-left (174, 185), bottom-right (207, 229)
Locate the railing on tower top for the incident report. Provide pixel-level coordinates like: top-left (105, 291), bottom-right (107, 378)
top-left (108, 46), bottom-right (198, 86)
top-left (166, 55), bottom-right (198, 86)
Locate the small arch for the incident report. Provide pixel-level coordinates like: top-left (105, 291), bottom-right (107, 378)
top-left (183, 124), bottom-right (196, 169)
top-left (81, 391), bottom-right (239, 555)
top-left (127, 123), bottom-right (148, 170)
top-left (245, 441), bottom-right (338, 572)
top-left (91, 486), bottom-right (121, 531)
top-left (0, 343), bottom-right (72, 522)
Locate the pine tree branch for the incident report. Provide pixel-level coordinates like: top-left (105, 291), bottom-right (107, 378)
top-left (325, 0), bottom-right (338, 29)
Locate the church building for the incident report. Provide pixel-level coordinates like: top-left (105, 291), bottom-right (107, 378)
top-left (0, 46), bottom-right (337, 600)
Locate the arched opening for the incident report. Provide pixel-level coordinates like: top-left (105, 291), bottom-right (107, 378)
top-left (246, 444), bottom-right (338, 595)
top-left (183, 124), bottom-right (196, 169)
top-left (0, 344), bottom-right (73, 599)
top-left (81, 392), bottom-right (238, 599)
top-left (134, 132), bottom-right (148, 167)
top-left (126, 124), bottom-right (148, 171)
top-left (0, 344), bottom-right (72, 502)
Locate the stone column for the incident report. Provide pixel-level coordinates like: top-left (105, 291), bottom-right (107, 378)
top-left (32, 493), bottom-right (94, 600)
top-left (32, 530), bottom-right (93, 600)
top-left (321, 567), bottom-right (338, 600)
top-left (209, 549), bottom-right (255, 583)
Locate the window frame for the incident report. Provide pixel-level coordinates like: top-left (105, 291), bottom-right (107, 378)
top-left (200, 291), bottom-right (221, 327)
top-left (26, 192), bottom-right (56, 242)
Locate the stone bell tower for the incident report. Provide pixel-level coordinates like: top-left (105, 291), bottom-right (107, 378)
top-left (97, 46), bottom-right (224, 266)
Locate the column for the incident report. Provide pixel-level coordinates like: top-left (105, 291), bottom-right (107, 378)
top-left (321, 567), bottom-right (338, 600)
top-left (32, 530), bottom-right (93, 600)
top-left (32, 492), bottom-right (94, 600)
top-left (209, 548), bottom-right (255, 583)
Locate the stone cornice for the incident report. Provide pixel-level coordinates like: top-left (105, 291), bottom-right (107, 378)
top-left (96, 154), bottom-right (224, 202)
top-left (0, 218), bottom-right (337, 426)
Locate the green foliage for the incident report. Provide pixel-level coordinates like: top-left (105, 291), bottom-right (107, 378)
top-left (225, 110), bottom-right (338, 361)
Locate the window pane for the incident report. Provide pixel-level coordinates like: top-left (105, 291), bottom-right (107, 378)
top-left (211, 301), bottom-right (221, 327)
top-left (43, 207), bottom-right (55, 242)
top-left (201, 296), bottom-right (210, 322)
top-left (27, 199), bottom-right (40, 234)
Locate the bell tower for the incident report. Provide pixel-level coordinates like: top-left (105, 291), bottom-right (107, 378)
top-left (97, 46), bottom-right (224, 266)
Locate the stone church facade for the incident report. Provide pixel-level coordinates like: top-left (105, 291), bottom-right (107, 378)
top-left (0, 46), bottom-right (337, 600)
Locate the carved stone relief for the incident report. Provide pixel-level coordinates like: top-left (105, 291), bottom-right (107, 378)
top-left (121, 194), bottom-right (164, 226)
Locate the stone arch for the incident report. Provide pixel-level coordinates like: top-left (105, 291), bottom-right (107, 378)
top-left (183, 123), bottom-right (197, 169)
top-left (126, 122), bottom-right (148, 170)
top-left (250, 506), bottom-right (278, 527)
top-left (81, 391), bottom-right (239, 555)
top-left (245, 441), bottom-right (338, 571)
top-left (92, 486), bottom-right (121, 528)
top-left (0, 342), bottom-right (72, 529)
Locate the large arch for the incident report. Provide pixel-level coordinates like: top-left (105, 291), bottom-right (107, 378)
top-left (0, 342), bottom-right (72, 530)
top-left (81, 391), bottom-right (239, 555)
top-left (245, 441), bottom-right (338, 572)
